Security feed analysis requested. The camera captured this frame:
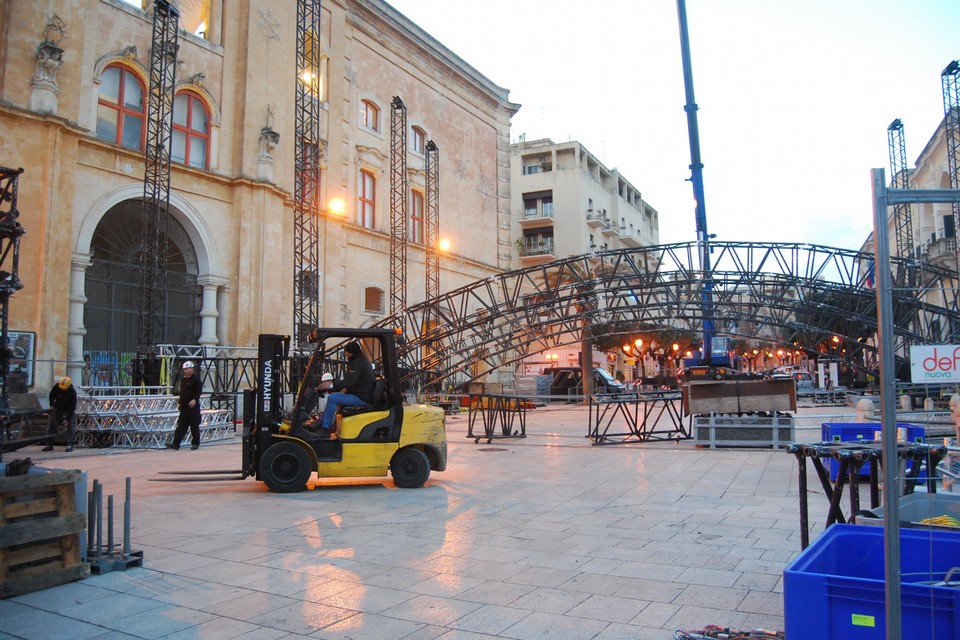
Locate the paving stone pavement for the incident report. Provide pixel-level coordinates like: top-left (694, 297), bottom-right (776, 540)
top-left (1, 404), bottom-right (841, 639)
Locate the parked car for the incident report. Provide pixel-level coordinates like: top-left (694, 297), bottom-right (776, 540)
top-left (543, 367), bottom-right (626, 396)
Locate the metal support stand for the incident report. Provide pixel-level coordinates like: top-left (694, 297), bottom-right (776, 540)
top-left (87, 476), bottom-right (143, 573)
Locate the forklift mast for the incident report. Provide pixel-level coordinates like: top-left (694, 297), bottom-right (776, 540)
top-left (243, 334), bottom-right (290, 478)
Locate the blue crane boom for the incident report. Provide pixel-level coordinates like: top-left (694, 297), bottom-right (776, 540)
top-left (676, 0), bottom-right (727, 371)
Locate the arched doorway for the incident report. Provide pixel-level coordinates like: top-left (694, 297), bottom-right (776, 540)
top-left (83, 200), bottom-right (199, 384)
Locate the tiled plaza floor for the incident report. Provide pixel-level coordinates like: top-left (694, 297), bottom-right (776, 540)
top-left (1, 403), bottom-right (841, 639)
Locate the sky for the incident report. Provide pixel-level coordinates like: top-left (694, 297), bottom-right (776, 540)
top-left (386, 0), bottom-right (960, 250)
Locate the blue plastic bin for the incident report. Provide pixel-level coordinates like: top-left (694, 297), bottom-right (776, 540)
top-left (820, 422), bottom-right (924, 480)
top-left (784, 524), bottom-right (960, 639)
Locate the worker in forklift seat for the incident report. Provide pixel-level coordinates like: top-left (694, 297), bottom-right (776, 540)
top-left (317, 342), bottom-right (375, 434)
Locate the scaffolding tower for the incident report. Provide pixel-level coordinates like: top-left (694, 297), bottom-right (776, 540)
top-left (942, 60), bottom-right (960, 340)
top-left (0, 166), bottom-right (25, 418)
top-left (887, 120), bottom-right (913, 262)
top-left (293, 0), bottom-right (322, 347)
top-left (423, 140), bottom-right (440, 385)
top-left (137, 0), bottom-right (179, 384)
top-left (389, 96), bottom-right (408, 316)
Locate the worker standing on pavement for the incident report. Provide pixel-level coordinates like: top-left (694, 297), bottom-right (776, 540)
top-left (167, 361), bottom-right (203, 450)
top-left (44, 376), bottom-right (77, 452)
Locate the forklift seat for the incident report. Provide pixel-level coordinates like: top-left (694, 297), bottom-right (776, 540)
top-left (340, 378), bottom-right (387, 417)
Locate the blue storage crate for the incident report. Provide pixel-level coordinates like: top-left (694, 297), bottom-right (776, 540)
top-left (784, 524), bottom-right (960, 639)
top-left (820, 422), bottom-right (924, 481)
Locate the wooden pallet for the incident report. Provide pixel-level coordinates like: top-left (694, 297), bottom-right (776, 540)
top-left (0, 469), bottom-right (90, 598)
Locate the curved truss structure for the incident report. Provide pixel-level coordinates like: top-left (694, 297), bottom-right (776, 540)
top-left (378, 241), bottom-right (960, 387)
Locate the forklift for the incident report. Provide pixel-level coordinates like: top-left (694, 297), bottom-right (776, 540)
top-left (241, 328), bottom-right (447, 492)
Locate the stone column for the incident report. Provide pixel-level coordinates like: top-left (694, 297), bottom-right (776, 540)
top-left (197, 275), bottom-right (227, 347)
top-left (66, 253), bottom-right (92, 385)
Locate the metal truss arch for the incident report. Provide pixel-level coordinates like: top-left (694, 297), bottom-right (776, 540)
top-left (376, 241), bottom-right (960, 388)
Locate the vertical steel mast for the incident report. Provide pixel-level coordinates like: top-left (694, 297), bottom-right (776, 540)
top-left (138, 0), bottom-right (179, 383)
top-left (676, 0), bottom-right (713, 362)
top-left (389, 96), bottom-right (408, 316)
top-left (294, 0), bottom-right (322, 347)
top-left (423, 140), bottom-right (440, 387)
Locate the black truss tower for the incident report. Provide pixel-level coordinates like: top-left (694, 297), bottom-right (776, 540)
top-left (943, 61), bottom-right (960, 340)
top-left (423, 141), bottom-right (440, 382)
top-left (0, 167), bottom-right (25, 420)
top-left (294, 0), bottom-right (322, 348)
top-left (887, 120), bottom-right (913, 263)
top-left (138, 0), bottom-right (179, 357)
top-left (389, 97), bottom-right (408, 316)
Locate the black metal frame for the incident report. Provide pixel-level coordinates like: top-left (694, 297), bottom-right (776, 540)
top-left (293, 0), bottom-right (322, 348)
top-left (389, 96), bottom-right (407, 316)
top-left (138, 0), bottom-right (179, 356)
top-left (586, 391), bottom-right (688, 445)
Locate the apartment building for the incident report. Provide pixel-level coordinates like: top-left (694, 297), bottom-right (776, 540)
top-left (510, 138), bottom-right (659, 267)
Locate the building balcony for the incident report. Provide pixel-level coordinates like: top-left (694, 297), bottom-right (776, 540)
top-left (518, 240), bottom-right (556, 263)
top-left (601, 221), bottom-right (619, 237)
top-left (924, 237), bottom-right (958, 269)
top-left (586, 210), bottom-right (606, 228)
top-left (519, 212), bottom-right (554, 230)
top-left (620, 233), bottom-right (643, 248)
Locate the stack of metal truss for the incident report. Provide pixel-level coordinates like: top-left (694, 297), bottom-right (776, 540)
top-left (76, 393), bottom-right (233, 449)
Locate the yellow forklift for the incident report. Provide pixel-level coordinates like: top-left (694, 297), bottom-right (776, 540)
top-left (240, 328), bottom-right (447, 492)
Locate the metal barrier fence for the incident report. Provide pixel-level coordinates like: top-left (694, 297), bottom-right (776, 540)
top-left (466, 394), bottom-right (528, 444)
top-left (587, 391), bottom-right (690, 445)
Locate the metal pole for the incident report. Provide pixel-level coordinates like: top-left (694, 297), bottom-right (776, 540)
top-left (871, 168), bottom-right (902, 640)
top-left (124, 477), bottom-right (132, 556)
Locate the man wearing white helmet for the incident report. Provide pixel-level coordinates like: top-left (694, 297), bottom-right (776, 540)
top-left (167, 360), bottom-right (203, 450)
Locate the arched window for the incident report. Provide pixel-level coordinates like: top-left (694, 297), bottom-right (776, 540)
top-left (359, 99), bottom-right (379, 132)
top-left (96, 64), bottom-right (145, 151)
top-left (410, 190), bottom-right (424, 244)
top-left (359, 169), bottom-right (376, 229)
top-left (411, 126), bottom-right (426, 154)
top-left (172, 91), bottom-right (210, 169)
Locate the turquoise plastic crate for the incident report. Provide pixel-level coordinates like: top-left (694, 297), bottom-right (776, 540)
top-left (784, 524), bottom-right (960, 639)
top-left (820, 422), bottom-right (924, 481)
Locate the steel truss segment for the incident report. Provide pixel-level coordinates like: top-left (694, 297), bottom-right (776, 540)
top-left (293, 0), bottom-right (323, 348)
top-left (389, 96), bottom-right (407, 316)
top-left (138, 0), bottom-right (180, 352)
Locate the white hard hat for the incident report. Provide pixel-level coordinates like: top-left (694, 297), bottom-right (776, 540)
top-left (321, 372), bottom-right (334, 381)
top-left (182, 361), bottom-right (195, 369)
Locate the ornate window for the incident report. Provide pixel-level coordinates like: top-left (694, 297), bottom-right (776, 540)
top-left (358, 169), bottom-right (376, 229)
top-left (363, 286), bottom-right (385, 315)
top-left (96, 64), bottom-right (145, 151)
top-left (411, 126), bottom-right (426, 154)
top-left (172, 91), bottom-right (210, 169)
top-left (410, 190), bottom-right (425, 244)
top-left (359, 99), bottom-right (379, 132)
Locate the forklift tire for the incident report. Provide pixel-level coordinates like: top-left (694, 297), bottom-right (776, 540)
top-left (391, 447), bottom-right (431, 488)
top-left (260, 442), bottom-right (312, 493)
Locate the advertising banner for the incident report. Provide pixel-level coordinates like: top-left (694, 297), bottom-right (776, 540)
top-left (910, 345), bottom-right (960, 382)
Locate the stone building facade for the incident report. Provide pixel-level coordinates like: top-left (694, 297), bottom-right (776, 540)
top-left (0, 0), bottom-right (518, 387)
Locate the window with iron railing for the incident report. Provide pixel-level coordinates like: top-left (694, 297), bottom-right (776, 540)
top-left (522, 235), bottom-right (555, 256)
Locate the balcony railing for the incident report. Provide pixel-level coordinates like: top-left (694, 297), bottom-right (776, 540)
top-left (924, 237), bottom-right (958, 265)
top-left (520, 239), bottom-right (555, 256)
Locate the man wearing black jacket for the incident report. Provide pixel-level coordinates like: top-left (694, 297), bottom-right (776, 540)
top-left (167, 360), bottom-right (203, 450)
top-left (44, 376), bottom-right (77, 452)
top-left (317, 342), bottom-right (375, 433)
